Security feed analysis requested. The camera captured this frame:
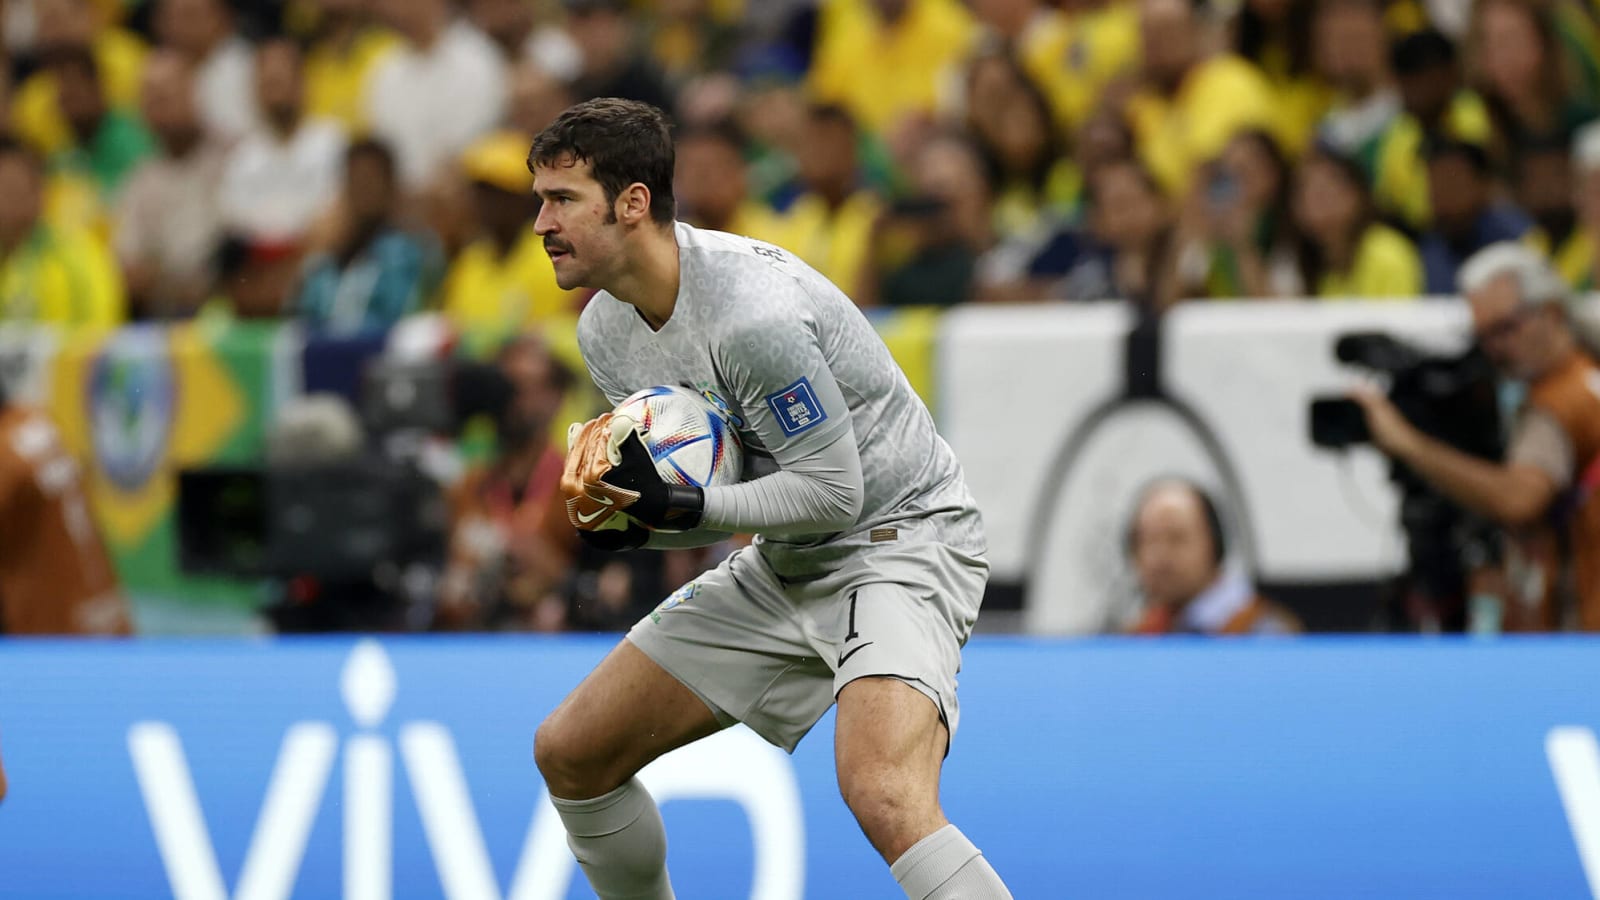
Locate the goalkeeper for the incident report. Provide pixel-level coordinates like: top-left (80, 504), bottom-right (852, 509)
top-left (531, 98), bottom-right (1011, 900)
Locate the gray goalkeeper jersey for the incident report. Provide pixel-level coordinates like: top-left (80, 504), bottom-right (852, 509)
top-left (576, 222), bottom-right (984, 576)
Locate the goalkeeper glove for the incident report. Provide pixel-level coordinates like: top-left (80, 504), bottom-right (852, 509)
top-left (562, 413), bottom-right (705, 534)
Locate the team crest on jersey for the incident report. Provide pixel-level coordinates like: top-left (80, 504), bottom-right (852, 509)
top-left (699, 388), bottom-right (745, 427)
top-left (765, 377), bottom-right (828, 436)
top-left (650, 581), bottom-right (698, 623)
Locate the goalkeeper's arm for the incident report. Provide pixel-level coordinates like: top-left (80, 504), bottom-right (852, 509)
top-left (577, 429), bottom-right (863, 551)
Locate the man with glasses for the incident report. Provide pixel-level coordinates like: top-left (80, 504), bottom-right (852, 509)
top-left (1352, 242), bottom-right (1600, 629)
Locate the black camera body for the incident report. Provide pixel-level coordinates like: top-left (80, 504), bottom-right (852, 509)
top-left (1311, 332), bottom-right (1502, 459)
top-left (176, 358), bottom-right (515, 582)
top-left (1310, 332), bottom-right (1506, 628)
top-left (177, 461), bottom-right (447, 580)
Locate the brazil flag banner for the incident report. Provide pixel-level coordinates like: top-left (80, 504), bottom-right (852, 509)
top-left (47, 320), bottom-right (298, 630)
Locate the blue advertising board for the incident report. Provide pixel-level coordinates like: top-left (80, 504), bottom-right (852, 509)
top-left (0, 636), bottom-right (1597, 899)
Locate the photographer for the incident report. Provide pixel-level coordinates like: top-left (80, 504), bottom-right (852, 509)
top-left (1351, 243), bottom-right (1600, 629)
top-left (435, 334), bottom-right (576, 630)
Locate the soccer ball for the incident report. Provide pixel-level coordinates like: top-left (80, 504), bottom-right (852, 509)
top-left (613, 385), bottom-right (744, 489)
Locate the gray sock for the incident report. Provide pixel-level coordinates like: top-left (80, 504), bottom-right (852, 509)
top-left (550, 778), bottom-right (675, 900)
top-left (890, 824), bottom-right (1013, 900)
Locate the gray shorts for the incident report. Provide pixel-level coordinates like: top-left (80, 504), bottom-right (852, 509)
top-left (627, 522), bottom-right (987, 753)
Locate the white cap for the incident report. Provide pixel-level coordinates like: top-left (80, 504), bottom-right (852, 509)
top-left (1458, 241), bottom-right (1568, 308)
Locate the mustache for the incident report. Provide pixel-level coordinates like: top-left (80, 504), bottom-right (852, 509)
top-left (544, 239), bottom-right (572, 254)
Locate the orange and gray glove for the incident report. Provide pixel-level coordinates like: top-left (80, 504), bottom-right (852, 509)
top-left (562, 413), bottom-right (704, 550)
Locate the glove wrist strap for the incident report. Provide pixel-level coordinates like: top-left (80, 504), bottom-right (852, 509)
top-left (659, 484), bottom-right (705, 531)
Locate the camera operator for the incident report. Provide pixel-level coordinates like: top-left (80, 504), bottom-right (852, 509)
top-left (435, 333), bottom-right (577, 630)
top-left (1351, 242), bottom-right (1600, 629)
top-left (0, 380), bottom-right (130, 635)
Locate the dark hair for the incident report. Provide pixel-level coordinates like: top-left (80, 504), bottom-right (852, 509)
top-left (966, 51), bottom-right (1064, 196)
top-left (808, 102), bottom-right (857, 133)
top-left (1126, 478), bottom-right (1228, 566)
top-left (42, 44), bottom-right (100, 82)
top-left (1233, 0), bottom-right (1315, 78)
top-left (1424, 136), bottom-right (1493, 177)
top-left (1470, 0), bottom-right (1572, 152)
top-left (1391, 28), bottom-right (1457, 76)
top-left (346, 138), bottom-right (397, 183)
top-left (0, 137), bottom-right (44, 178)
top-left (1083, 156), bottom-right (1165, 211)
top-left (1295, 145), bottom-right (1377, 290)
top-left (1510, 129), bottom-right (1573, 180)
top-left (675, 119), bottom-right (747, 156)
top-left (1225, 128), bottom-right (1294, 251)
top-left (527, 98), bottom-right (677, 225)
top-left (496, 333), bottom-right (576, 394)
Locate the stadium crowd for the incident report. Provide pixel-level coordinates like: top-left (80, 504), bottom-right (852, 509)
top-left (5, 0), bottom-right (1600, 635)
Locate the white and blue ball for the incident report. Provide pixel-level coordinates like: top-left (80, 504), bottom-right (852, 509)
top-left (613, 385), bottom-right (744, 488)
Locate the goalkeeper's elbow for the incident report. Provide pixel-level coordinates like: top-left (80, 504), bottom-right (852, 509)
top-left (815, 472), bottom-right (864, 532)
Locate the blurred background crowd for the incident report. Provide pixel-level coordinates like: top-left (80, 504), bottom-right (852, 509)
top-left (4, 0), bottom-right (1600, 637)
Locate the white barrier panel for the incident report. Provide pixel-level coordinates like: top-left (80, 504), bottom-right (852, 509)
top-left (941, 300), bottom-right (1485, 633)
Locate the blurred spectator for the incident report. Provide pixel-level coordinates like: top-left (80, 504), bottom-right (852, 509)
top-left (1569, 120), bottom-right (1600, 290)
top-left (436, 334), bottom-right (576, 630)
top-left (1375, 28), bottom-right (1493, 230)
top-left (366, 0), bottom-right (506, 190)
top-left (778, 103), bottom-right (882, 297)
top-left (1312, 0), bottom-right (1400, 166)
top-left (154, 0), bottom-right (259, 142)
top-left (962, 51), bottom-right (1076, 235)
top-left (1073, 104), bottom-right (1136, 191)
top-left (672, 120), bottom-right (785, 241)
top-left (864, 132), bottom-right (991, 307)
top-left (1176, 129), bottom-right (1303, 299)
top-left (565, 0), bottom-right (672, 111)
top-left (959, 52), bottom-right (1084, 300)
top-left (218, 39), bottom-right (346, 246)
top-left (1351, 243), bottom-right (1600, 630)
top-left (440, 131), bottom-right (580, 345)
top-left (1228, 0), bottom-right (1328, 156)
top-left (294, 139), bottom-right (440, 335)
top-left (469, 0), bottom-right (582, 79)
top-left (970, 0), bottom-right (1138, 137)
top-left (1060, 157), bottom-right (1179, 308)
top-left (0, 378), bottom-right (131, 635)
top-left (0, 137), bottom-right (124, 325)
top-left (1469, 0), bottom-right (1599, 164)
top-left (115, 49), bottom-right (227, 319)
top-left (733, 65), bottom-right (811, 205)
top-left (647, 0), bottom-right (743, 89)
top-left (807, 0), bottom-right (976, 137)
top-left (1125, 479), bottom-right (1300, 636)
top-left (41, 45), bottom-right (153, 227)
top-left (507, 59), bottom-right (577, 137)
top-left (1519, 134), bottom-right (1585, 286)
top-left (1290, 146), bottom-right (1421, 299)
top-left (1419, 138), bottom-right (1531, 294)
top-left (9, 0), bottom-right (146, 158)
top-left (301, 0), bottom-right (400, 134)
top-left (1125, 0), bottom-right (1274, 199)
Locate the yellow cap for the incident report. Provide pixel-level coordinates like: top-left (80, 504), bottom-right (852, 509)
top-left (461, 130), bottom-right (535, 195)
